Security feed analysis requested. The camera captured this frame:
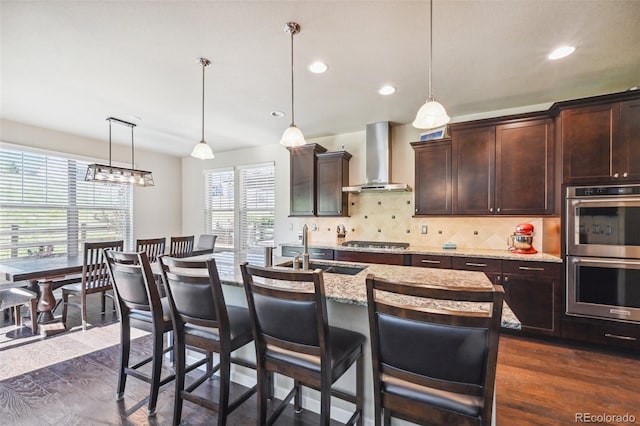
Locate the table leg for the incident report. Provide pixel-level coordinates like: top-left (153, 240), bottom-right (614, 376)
top-left (34, 279), bottom-right (66, 336)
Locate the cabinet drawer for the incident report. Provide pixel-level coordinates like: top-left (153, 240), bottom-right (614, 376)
top-left (281, 246), bottom-right (334, 260)
top-left (561, 318), bottom-right (640, 350)
top-left (501, 261), bottom-right (561, 277)
top-left (411, 254), bottom-right (452, 269)
top-left (335, 250), bottom-right (406, 265)
top-left (451, 257), bottom-right (502, 273)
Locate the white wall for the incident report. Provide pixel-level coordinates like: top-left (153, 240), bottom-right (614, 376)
top-left (0, 119), bottom-right (182, 244)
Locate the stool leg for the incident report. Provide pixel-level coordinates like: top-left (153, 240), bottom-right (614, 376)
top-left (294, 380), bottom-right (302, 413)
top-left (14, 305), bottom-right (21, 327)
top-left (30, 297), bottom-right (38, 335)
top-left (356, 351), bottom-right (363, 426)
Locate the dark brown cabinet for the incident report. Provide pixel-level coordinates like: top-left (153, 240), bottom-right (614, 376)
top-left (316, 151), bottom-right (351, 217)
top-left (450, 118), bottom-right (554, 215)
top-left (288, 144), bottom-right (326, 216)
top-left (334, 250), bottom-right (407, 266)
top-left (501, 261), bottom-right (562, 336)
top-left (562, 98), bottom-right (640, 183)
top-left (411, 254), bottom-right (452, 269)
top-left (411, 140), bottom-right (452, 215)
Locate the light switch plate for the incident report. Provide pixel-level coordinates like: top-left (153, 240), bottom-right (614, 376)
top-left (421, 225), bottom-right (428, 234)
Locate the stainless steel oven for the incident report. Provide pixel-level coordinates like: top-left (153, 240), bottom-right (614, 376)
top-left (566, 184), bottom-right (640, 323)
top-left (567, 256), bottom-right (640, 323)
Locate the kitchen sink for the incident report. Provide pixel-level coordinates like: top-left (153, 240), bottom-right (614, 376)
top-left (277, 261), bottom-right (367, 276)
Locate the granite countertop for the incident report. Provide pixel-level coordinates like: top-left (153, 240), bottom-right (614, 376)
top-left (281, 241), bottom-right (562, 263)
top-left (195, 250), bottom-right (520, 330)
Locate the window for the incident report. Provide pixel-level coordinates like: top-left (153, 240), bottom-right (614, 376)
top-left (0, 145), bottom-right (134, 260)
top-left (204, 162), bottom-right (274, 251)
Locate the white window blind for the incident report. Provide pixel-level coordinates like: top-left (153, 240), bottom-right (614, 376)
top-left (204, 163), bottom-right (274, 251)
top-left (0, 147), bottom-right (133, 260)
top-left (204, 168), bottom-right (234, 248)
top-left (239, 163), bottom-right (275, 250)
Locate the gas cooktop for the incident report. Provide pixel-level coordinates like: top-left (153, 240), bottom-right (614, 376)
top-left (341, 241), bottom-right (410, 250)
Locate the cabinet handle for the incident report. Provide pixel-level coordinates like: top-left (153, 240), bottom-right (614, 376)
top-left (604, 333), bottom-right (637, 341)
top-left (338, 210), bottom-right (341, 214)
top-left (465, 262), bottom-right (487, 267)
top-left (623, 172), bottom-right (629, 178)
top-left (495, 276), bottom-right (501, 283)
top-left (518, 266), bottom-right (545, 271)
top-left (421, 259), bottom-right (441, 264)
top-left (497, 207), bottom-right (501, 212)
top-left (613, 173), bottom-right (619, 178)
top-left (489, 207), bottom-right (493, 212)
top-left (504, 276), bottom-right (509, 283)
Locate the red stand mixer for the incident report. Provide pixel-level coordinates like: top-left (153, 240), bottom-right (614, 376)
top-left (508, 223), bottom-right (537, 254)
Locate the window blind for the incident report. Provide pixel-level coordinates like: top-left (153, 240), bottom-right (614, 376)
top-left (239, 163), bottom-right (275, 250)
top-left (204, 168), bottom-right (234, 248)
top-left (0, 148), bottom-right (133, 260)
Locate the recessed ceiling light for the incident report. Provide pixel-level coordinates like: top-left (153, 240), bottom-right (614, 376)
top-left (128, 115), bottom-right (142, 122)
top-left (378, 85), bottom-right (396, 96)
top-left (548, 45), bottom-right (576, 60)
top-left (308, 61), bottom-right (328, 74)
top-left (271, 110), bottom-right (285, 118)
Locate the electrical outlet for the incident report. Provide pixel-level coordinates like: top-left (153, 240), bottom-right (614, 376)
top-left (289, 223), bottom-right (293, 230)
top-left (311, 224), bottom-right (318, 231)
top-left (421, 225), bottom-right (428, 234)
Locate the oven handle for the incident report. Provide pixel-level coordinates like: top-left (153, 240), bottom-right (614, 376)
top-left (570, 256), bottom-right (640, 267)
top-left (569, 198), bottom-right (640, 206)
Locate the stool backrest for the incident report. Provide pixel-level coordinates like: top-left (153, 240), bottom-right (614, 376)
top-left (82, 240), bottom-right (123, 293)
top-left (366, 274), bottom-right (504, 424)
top-left (104, 251), bottom-right (161, 318)
top-left (159, 256), bottom-right (228, 332)
top-left (240, 263), bottom-right (329, 359)
top-left (136, 237), bottom-right (166, 263)
top-left (169, 236), bottom-right (194, 258)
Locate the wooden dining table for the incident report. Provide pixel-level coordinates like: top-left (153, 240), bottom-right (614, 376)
top-left (0, 256), bottom-right (83, 335)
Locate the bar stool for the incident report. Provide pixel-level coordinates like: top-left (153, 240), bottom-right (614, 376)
top-left (240, 262), bottom-right (364, 426)
top-left (159, 256), bottom-right (257, 426)
top-left (365, 274), bottom-right (504, 426)
top-left (0, 286), bottom-right (38, 334)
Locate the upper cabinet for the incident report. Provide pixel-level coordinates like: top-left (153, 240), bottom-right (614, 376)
top-left (412, 139), bottom-right (452, 215)
top-left (562, 98), bottom-right (640, 183)
top-left (316, 151), bottom-right (352, 216)
top-left (289, 144), bottom-right (327, 216)
top-left (288, 144), bottom-right (351, 217)
top-left (449, 117), bottom-right (555, 215)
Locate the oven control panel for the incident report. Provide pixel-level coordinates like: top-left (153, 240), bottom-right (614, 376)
top-left (568, 184), bottom-right (640, 197)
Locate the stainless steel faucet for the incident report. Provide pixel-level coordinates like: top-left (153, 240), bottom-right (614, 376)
top-left (302, 224), bottom-right (310, 270)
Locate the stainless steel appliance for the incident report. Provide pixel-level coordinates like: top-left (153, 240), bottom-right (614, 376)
top-left (566, 184), bottom-right (640, 323)
top-left (341, 241), bottom-right (409, 250)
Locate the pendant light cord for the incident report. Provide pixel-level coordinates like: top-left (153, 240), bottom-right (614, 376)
top-left (429, 0), bottom-right (433, 98)
top-left (201, 59), bottom-right (206, 142)
top-left (131, 125), bottom-right (135, 169)
top-left (108, 119), bottom-right (112, 166)
top-left (290, 30), bottom-right (295, 126)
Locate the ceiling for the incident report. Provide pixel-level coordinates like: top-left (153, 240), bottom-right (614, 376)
top-left (2, 1), bottom-right (639, 157)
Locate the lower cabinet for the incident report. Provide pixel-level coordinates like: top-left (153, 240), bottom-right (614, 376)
top-left (561, 317), bottom-right (640, 351)
top-left (334, 250), bottom-right (407, 266)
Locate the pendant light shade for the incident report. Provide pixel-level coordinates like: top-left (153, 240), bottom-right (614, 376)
top-left (85, 117), bottom-right (154, 187)
top-left (413, 0), bottom-right (450, 130)
top-left (191, 57), bottom-right (215, 160)
top-left (280, 22), bottom-right (307, 147)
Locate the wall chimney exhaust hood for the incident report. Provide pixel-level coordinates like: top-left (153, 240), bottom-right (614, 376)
top-left (342, 121), bottom-right (411, 192)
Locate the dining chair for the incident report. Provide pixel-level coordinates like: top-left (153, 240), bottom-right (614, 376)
top-left (169, 235), bottom-right (194, 258)
top-left (104, 250), bottom-right (179, 416)
top-left (240, 262), bottom-right (365, 426)
top-left (192, 234), bottom-right (217, 256)
top-left (365, 274), bottom-right (504, 426)
top-left (159, 255), bottom-right (257, 426)
top-left (136, 237), bottom-right (166, 263)
top-left (0, 285), bottom-right (38, 334)
top-left (61, 240), bottom-right (123, 330)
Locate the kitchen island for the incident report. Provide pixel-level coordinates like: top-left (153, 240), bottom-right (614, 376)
top-left (196, 249), bottom-right (518, 425)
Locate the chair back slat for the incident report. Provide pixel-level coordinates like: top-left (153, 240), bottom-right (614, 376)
top-left (105, 250), bottom-right (161, 313)
top-left (366, 274), bottom-right (504, 424)
top-left (159, 255), bottom-right (227, 331)
top-left (136, 237), bottom-right (166, 263)
top-left (240, 263), bottom-right (329, 355)
top-left (169, 236), bottom-right (194, 258)
top-left (82, 241), bottom-right (123, 294)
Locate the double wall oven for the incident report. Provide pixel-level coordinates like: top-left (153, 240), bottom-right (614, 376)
top-left (566, 184), bottom-right (640, 323)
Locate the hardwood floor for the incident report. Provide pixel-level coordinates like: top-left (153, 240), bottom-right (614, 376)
top-left (1, 300), bottom-right (639, 425)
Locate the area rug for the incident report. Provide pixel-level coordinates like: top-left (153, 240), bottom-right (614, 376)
top-left (0, 322), bottom-right (147, 381)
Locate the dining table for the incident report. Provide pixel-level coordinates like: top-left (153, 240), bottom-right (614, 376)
top-left (0, 255), bottom-right (84, 336)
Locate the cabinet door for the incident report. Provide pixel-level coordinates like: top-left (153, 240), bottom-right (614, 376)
top-left (317, 152), bottom-right (351, 216)
top-left (289, 144), bottom-right (326, 216)
top-left (501, 261), bottom-right (562, 336)
top-left (452, 127), bottom-right (496, 215)
top-left (334, 250), bottom-right (406, 265)
top-left (411, 254), bottom-right (452, 269)
top-left (561, 103), bottom-right (619, 183)
top-left (413, 140), bottom-right (452, 215)
top-left (618, 99), bottom-right (640, 181)
top-left (496, 119), bottom-right (554, 215)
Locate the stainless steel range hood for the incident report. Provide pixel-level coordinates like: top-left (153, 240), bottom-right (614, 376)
top-left (342, 121), bottom-right (411, 192)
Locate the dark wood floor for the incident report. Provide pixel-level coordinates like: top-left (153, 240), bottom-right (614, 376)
top-left (1, 302), bottom-right (639, 425)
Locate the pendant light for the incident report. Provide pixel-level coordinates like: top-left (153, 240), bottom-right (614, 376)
top-left (280, 22), bottom-right (306, 147)
top-left (191, 57), bottom-right (215, 160)
top-left (85, 117), bottom-right (154, 187)
top-left (413, 0), bottom-right (450, 130)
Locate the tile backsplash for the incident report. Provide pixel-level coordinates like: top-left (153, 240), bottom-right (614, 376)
top-left (283, 192), bottom-right (560, 254)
